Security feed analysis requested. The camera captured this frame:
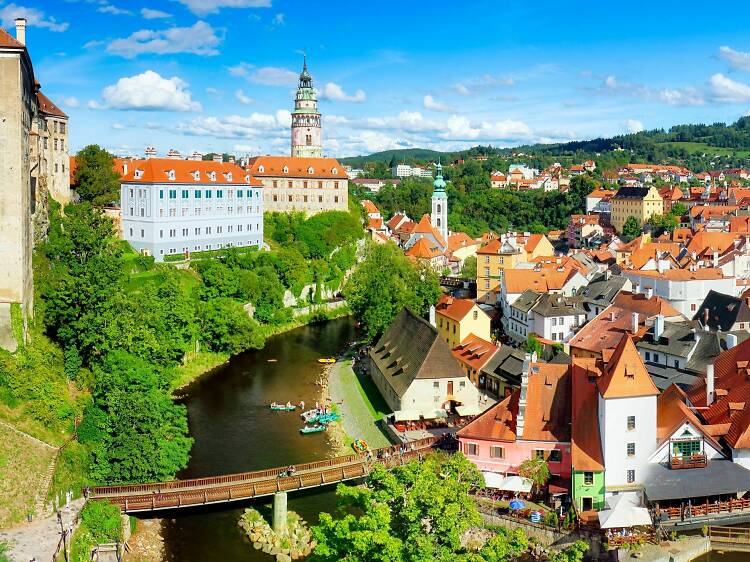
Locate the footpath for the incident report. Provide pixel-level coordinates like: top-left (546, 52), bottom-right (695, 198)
top-left (328, 355), bottom-right (392, 450)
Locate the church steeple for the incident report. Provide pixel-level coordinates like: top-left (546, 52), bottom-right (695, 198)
top-left (431, 160), bottom-right (448, 242)
top-left (291, 56), bottom-right (322, 158)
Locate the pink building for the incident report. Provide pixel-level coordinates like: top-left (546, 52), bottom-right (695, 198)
top-left (457, 361), bottom-right (572, 480)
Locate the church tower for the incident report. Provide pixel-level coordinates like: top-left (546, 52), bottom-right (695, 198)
top-left (291, 57), bottom-right (323, 158)
top-left (431, 161), bottom-right (448, 242)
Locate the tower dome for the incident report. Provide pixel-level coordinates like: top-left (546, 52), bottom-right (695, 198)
top-left (291, 56), bottom-right (323, 158)
top-left (431, 161), bottom-right (448, 242)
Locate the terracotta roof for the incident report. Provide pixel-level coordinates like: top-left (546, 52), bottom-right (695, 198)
top-left (503, 268), bottom-right (576, 294)
top-left (246, 156), bottom-right (347, 180)
top-left (729, 216), bottom-right (750, 233)
top-left (447, 232), bottom-right (479, 253)
top-left (435, 294), bottom-right (481, 323)
top-left (36, 91), bottom-right (67, 119)
top-left (412, 214), bottom-right (447, 248)
top-left (626, 242), bottom-right (681, 270)
top-left (361, 199), bottom-right (380, 214)
top-left (0, 28), bottom-right (24, 49)
top-left (404, 237), bottom-right (443, 259)
top-left (570, 305), bottom-right (649, 355)
top-left (121, 158), bottom-right (261, 186)
top-left (612, 291), bottom-right (682, 319)
top-left (477, 233), bottom-right (548, 256)
top-left (596, 334), bottom-right (659, 398)
top-left (457, 362), bottom-right (571, 443)
top-left (571, 360), bottom-right (604, 471)
top-left (452, 335), bottom-right (500, 372)
top-left (625, 268), bottom-right (726, 281)
top-left (657, 384), bottom-right (723, 451)
top-left (387, 213), bottom-right (409, 230)
top-left (685, 232), bottom-right (738, 256)
top-left (367, 217), bottom-right (383, 230)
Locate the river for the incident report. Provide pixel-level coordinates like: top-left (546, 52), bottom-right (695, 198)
top-left (161, 317), bottom-right (357, 561)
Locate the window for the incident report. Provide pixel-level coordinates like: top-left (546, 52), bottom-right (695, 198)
top-left (303, 181), bottom-right (308, 189)
top-left (433, 381), bottom-right (439, 389)
top-left (534, 450), bottom-right (546, 460)
top-left (627, 416), bottom-right (636, 431)
top-left (169, 189), bottom-right (177, 199)
top-left (217, 190), bottom-right (223, 199)
top-left (484, 255), bottom-right (489, 264)
top-left (490, 446), bottom-right (504, 459)
top-left (548, 449), bottom-right (562, 462)
top-left (645, 351), bottom-right (650, 361)
top-left (583, 472), bottom-right (594, 486)
top-left (627, 443), bottom-right (636, 457)
top-left (140, 229), bottom-right (144, 238)
top-left (465, 443), bottom-right (478, 456)
top-left (334, 196), bottom-right (339, 203)
top-left (626, 470), bottom-right (635, 484)
top-left (60, 122), bottom-right (66, 133)
top-left (691, 303), bottom-right (697, 312)
top-left (206, 190), bottom-right (212, 199)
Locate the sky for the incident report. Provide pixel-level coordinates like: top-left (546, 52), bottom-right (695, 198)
top-left (7, 0), bottom-right (750, 158)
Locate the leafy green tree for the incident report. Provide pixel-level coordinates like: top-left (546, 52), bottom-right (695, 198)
top-left (73, 145), bottom-right (121, 205)
top-left (312, 452), bottom-right (485, 562)
top-left (547, 541), bottom-right (589, 562)
top-left (647, 213), bottom-right (679, 236)
top-left (518, 456), bottom-right (550, 494)
top-left (81, 351), bottom-right (193, 484)
top-left (670, 201), bottom-right (687, 217)
top-left (237, 267), bottom-right (287, 324)
top-left (344, 243), bottom-right (441, 341)
top-left (198, 298), bottom-right (265, 354)
top-left (525, 334), bottom-right (543, 356)
top-left (478, 528), bottom-right (528, 561)
top-left (196, 260), bottom-right (240, 300)
top-left (621, 216), bottom-right (642, 240)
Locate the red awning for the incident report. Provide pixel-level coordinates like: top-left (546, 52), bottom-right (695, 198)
top-left (549, 482), bottom-right (570, 495)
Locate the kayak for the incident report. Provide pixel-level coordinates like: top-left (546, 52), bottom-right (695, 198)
top-left (301, 409), bottom-right (319, 423)
top-left (318, 358), bottom-right (335, 364)
top-left (300, 425), bottom-right (327, 434)
top-left (317, 412), bottom-right (339, 424)
top-left (352, 439), bottom-right (369, 453)
top-left (270, 404), bottom-right (297, 411)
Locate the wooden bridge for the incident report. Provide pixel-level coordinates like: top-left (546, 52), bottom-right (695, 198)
top-left (709, 526), bottom-right (750, 551)
top-left (89, 437), bottom-right (438, 513)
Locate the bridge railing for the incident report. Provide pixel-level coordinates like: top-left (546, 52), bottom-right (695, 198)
top-left (90, 437), bottom-right (437, 497)
top-left (709, 526), bottom-right (750, 544)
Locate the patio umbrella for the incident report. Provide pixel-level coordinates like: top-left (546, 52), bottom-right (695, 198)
top-left (509, 499), bottom-right (525, 511)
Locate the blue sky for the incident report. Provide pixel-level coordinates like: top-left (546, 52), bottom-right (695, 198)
top-left (7, 0), bottom-right (750, 157)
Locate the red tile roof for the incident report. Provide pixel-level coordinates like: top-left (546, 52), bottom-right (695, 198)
top-left (36, 91), bottom-right (67, 119)
top-left (596, 334), bottom-right (659, 398)
top-left (571, 360), bottom-right (604, 471)
top-left (121, 158), bottom-right (261, 186)
top-left (361, 199), bottom-right (380, 215)
top-left (612, 291), bottom-right (682, 319)
top-left (435, 294), bottom-right (481, 323)
top-left (412, 214), bottom-right (446, 248)
top-left (0, 28), bottom-right (24, 49)
top-left (451, 335), bottom-right (499, 372)
top-left (246, 156), bottom-right (347, 180)
top-left (404, 237), bottom-right (443, 259)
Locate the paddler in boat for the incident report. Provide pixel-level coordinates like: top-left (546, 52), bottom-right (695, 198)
top-left (286, 401), bottom-right (293, 409)
top-left (299, 400), bottom-right (305, 410)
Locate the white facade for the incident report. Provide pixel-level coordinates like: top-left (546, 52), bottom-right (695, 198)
top-left (532, 310), bottom-right (585, 343)
top-left (121, 180), bottom-right (263, 261)
top-left (598, 395), bottom-right (657, 492)
top-left (649, 422), bottom-right (723, 465)
top-left (623, 271), bottom-right (738, 317)
top-left (291, 59), bottom-right (322, 158)
top-left (507, 305), bottom-right (535, 341)
top-left (400, 377), bottom-right (480, 413)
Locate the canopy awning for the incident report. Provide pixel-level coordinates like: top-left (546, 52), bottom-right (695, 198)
top-left (598, 492), bottom-right (652, 529)
top-left (643, 460), bottom-right (750, 501)
top-left (421, 408), bottom-right (448, 420)
top-left (481, 472), bottom-right (533, 493)
top-left (456, 404), bottom-right (482, 417)
top-left (394, 409), bottom-right (421, 422)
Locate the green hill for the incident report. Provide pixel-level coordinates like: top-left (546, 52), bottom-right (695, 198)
top-left (339, 148), bottom-right (454, 167)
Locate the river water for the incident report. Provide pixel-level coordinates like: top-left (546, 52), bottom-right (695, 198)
top-left (161, 317), bottom-right (357, 561)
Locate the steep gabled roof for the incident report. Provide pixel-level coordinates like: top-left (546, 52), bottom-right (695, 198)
top-left (597, 334), bottom-right (659, 398)
top-left (435, 294), bottom-right (481, 323)
top-left (657, 384), bottom-right (723, 451)
top-left (452, 335), bottom-right (499, 371)
top-left (0, 28), bottom-right (24, 49)
top-left (693, 290), bottom-right (750, 331)
top-left (412, 214), bottom-right (447, 248)
top-left (571, 360), bottom-right (604, 471)
top-left (405, 237), bottom-right (443, 259)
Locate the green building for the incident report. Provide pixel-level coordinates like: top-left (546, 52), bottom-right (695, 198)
top-left (571, 364), bottom-right (606, 512)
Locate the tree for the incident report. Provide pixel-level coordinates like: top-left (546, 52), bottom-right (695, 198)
top-left (547, 541), bottom-right (588, 562)
top-left (621, 216), bottom-right (642, 240)
top-left (518, 456), bottom-right (550, 494)
top-left (73, 145), bottom-right (121, 205)
top-left (460, 256), bottom-right (477, 279)
top-left (670, 201), bottom-right (687, 217)
top-left (80, 351), bottom-right (193, 484)
top-left (344, 243), bottom-right (441, 341)
top-left (198, 298), bottom-right (265, 354)
top-left (311, 452), bottom-right (485, 562)
top-left (477, 528), bottom-right (528, 561)
top-left (525, 334), bottom-right (543, 356)
top-left (647, 213), bottom-right (678, 236)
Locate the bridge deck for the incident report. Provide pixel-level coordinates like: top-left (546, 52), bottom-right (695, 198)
top-left (89, 438), bottom-right (437, 513)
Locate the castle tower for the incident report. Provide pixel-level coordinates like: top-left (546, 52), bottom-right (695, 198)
top-left (431, 161), bottom-right (448, 242)
top-left (290, 57), bottom-right (322, 158)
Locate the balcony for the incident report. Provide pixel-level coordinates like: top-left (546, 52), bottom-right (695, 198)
top-left (670, 453), bottom-right (707, 470)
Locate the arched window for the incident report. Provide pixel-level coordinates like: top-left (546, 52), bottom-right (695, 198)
top-left (258, 165), bottom-right (265, 173)
top-left (283, 166), bottom-right (288, 174)
top-left (437, 218), bottom-right (441, 227)
top-left (437, 204), bottom-right (442, 213)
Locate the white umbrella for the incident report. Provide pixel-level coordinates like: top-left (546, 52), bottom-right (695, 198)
top-left (598, 492), bottom-right (652, 529)
top-left (394, 409), bottom-right (421, 422)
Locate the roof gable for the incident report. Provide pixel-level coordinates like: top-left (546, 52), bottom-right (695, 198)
top-left (597, 334), bottom-right (659, 398)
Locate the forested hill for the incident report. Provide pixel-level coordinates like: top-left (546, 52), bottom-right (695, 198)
top-left (341, 117), bottom-right (750, 173)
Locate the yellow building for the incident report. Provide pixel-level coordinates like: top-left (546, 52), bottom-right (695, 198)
top-left (434, 294), bottom-right (492, 349)
top-left (610, 186), bottom-right (663, 234)
top-left (476, 233), bottom-right (555, 304)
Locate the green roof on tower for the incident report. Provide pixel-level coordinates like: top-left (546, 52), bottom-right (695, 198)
top-left (433, 160), bottom-right (447, 195)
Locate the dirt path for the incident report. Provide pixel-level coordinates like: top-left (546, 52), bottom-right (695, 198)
top-left (328, 358), bottom-right (391, 449)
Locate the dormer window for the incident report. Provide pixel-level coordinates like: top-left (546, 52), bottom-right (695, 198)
top-left (283, 166), bottom-right (289, 174)
top-left (208, 171), bottom-right (217, 182)
top-left (226, 172), bottom-right (232, 182)
top-left (308, 166), bottom-right (314, 174)
top-left (167, 169), bottom-right (175, 181)
top-left (332, 167), bottom-right (338, 175)
top-left (258, 165), bottom-right (265, 173)
top-left (192, 171), bottom-right (200, 181)
top-left (134, 169), bottom-right (144, 180)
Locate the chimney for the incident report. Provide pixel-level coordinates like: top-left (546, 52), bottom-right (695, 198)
top-left (604, 269), bottom-right (611, 281)
top-left (144, 146), bottom-right (157, 159)
top-left (167, 148), bottom-right (181, 160)
top-left (633, 283), bottom-right (640, 295)
top-left (727, 333), bottom-right (738, 350)
top-left (14, 18), bottom-right (26, 46)
top-left (429, 305), bottom-right (436, 327)
top-left (703, 307), bottom-right (710, 327)
top-left (631, 311), bottom-right (639, 334)
top-left (654, 314), bottom-right (664, 340)
top-left (713, 251), bottom-right (719, 268)
top-left (213, 153), bottom-right (223, 163)
top-left (645, 287), bottom-right (653, 299)
top-left (517, 354), bottom-right (531, 439)
top-left (706, 364), bottom-right (715, 406)
top-left (609, 310), bottom-right (616, 322)
top-left (123, 161), bottom-right (128, 176)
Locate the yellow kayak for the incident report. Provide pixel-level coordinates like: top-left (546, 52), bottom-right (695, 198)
top-left (318, 357), bottom-right (335, 364)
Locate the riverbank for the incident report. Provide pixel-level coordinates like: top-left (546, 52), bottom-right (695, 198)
top-left (171, 305), bottom-right (352, 393)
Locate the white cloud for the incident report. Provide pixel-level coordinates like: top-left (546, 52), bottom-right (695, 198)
top-left (107, 21), bottom-right (221, 58)
top-left (141, 8), bottom-right (172, 19)
top-left (0, 3), bottom-right (68, 32)
top-left (423, 94), bottom-right (454, 112)
top-left (170, 110), bottom-right (291, 139)
top-left (101, 70), bottom-right (202, 112)
top-left (709, 73), bottom-right (750, 103)
top-left (87, 100), bottom-right (102, 110)
top-left (228, 63), bottom-right (297, 86)
top-left (174, 0), bottom-right (271, 16)
top-left (601, 74), bottom-right (704, 106)
top-left (325, 115), bottom-right (349, 125)
top-left (452, 74), bottom-right (514, 96)
top-left (320, 82), bottom-right (366, 103)
top-left (98, 4), bottom-right (132, 15)
top-left (235, 89), bottom-right (253, 105)
top-left (271, 13), bottom-right (284, 25)
top-left (441, 115), bottom-right (532, 142)
top-left (626, 119), bottom-right (644, 133)
top-left (111, 123), bottom-right (126, 130)
top-left (62, 97), bottom-right (79, 108)
top-left (719, 46), bottom-right (750, 73)
top-left (228, 62), bottom-right (252, 77)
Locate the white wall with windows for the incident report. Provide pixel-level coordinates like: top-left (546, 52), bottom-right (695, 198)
top-left (121, 182), bottom-right (264, 261)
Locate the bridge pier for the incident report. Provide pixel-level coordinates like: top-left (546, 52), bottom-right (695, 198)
top-left (273, 492), bottom-right (288, 533)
